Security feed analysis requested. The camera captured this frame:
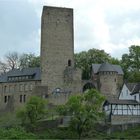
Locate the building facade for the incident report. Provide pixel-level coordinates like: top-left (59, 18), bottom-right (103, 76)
top-left (0, 68), bottom-right (41, 111)
top-left (0, 6), bottom-right (82, 111)
top-left (103, 82), bottom-right (140, 125)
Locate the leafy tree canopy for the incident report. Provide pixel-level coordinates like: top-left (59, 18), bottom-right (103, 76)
top-left (121, 45), bottom-right (140, 82)
top-left (19, 53), bottom-right (40, 69)
top-left (74, 48), bottom-right (119, 79)
top-left (57, 89), bottom-right (105, 139)
top-left (17, 96), bottom-right (47, 131)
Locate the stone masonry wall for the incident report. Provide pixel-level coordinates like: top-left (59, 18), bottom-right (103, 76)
top-left (41, 6), bottom-right (75, 94)
top-left (0, 81), bottom-right (41, 111)
top-left (99, 72), bottom-right (118, 96)
top-left (111, 115), bottom-right (140, 125)
top-left (41, 6), bottom-right (82, 97)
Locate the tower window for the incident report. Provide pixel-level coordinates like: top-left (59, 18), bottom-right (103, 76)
top-left (20, 95), bottom-right (26, 103)
top-left (23, 95), bottom-right (26, 102)
top-left (20, 95), bottom-right (22, 103)
top-left (68, 60), bottom-right (72, 66)
top-left (8, 95), bottom-right (10, 101)
top-left (4, 95), bottom-right (10, 103)
top-left (4, 96), bottom-right (7, 103)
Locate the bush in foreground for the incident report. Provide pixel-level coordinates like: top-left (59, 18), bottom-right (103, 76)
top-left (0, 127), bottom-right (36, 139)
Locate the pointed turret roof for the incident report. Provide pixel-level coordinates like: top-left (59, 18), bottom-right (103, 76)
top-left (98, 62), bottom-right (116, 72)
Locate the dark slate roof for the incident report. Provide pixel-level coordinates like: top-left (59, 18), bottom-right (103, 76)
top-left (132, 83), bottom-right (140, 94)
top-left (131, 83), bottom-right (140, 95)
top-left (127, 83), bottom-right (140, 95)
top-left (98, 62), bottom-right (116, 72)
top-left (104, 98), bottom-right (139, 105)
top-left (92, 63), bottom-right (124, 75)
top-left (0, 67), bottom-right (41, 83)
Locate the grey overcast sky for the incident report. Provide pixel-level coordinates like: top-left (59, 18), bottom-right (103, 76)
top-left (0, 0), bottom-right (140, 59)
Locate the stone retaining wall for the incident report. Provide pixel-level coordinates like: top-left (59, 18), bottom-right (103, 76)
top-left (111, 115), bottom-right (140, 125)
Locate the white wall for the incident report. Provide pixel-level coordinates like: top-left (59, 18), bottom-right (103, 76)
top-left (119, 84), bottom-right (140, 102)
top-left (131, 93), bottom-right (140, 102)
top-left (119, 84), bottom-right (133, 100)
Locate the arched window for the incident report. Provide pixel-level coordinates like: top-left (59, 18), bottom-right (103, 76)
top-left (68, 60), bottom-right (72, 66)
top-left (53, 88), bottom-right (61, 94)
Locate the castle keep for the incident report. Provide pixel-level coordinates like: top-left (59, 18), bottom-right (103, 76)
top-left (41, 6), bottom-right (82, 95)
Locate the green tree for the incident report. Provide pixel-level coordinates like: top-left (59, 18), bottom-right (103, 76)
top-left (0, 127), bottom-right (36, 139)
top-left (75, 51), bottom-right (90, 79)
top-left (129, 45), bottom-right (140, 71)
top-left (121, 53), bottom-right (130, 78)
top-left (19, 53), bottom-right (40, 68)
top-left (121, 45), bottom-right (140, 82)
top-left (109, 57), bottom-right (120, 65)
top-left (74, 48), bottom-right (118, 79)
top-left (17, 96), bottom-right (47, 131)
top-left (57, 89), bottom-right (105, 139)
top-left (127, 71), bottom-right (140, 83)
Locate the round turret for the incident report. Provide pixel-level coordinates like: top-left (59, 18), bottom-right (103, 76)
top-left (98, 62), bottom-right (118, 96)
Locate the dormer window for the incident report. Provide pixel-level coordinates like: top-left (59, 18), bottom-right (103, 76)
top-left (7, 74), bottom-right (34, 82)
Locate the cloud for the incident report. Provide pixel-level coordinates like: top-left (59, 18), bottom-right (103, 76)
top-left (0, 1), bottom-right (40, 58)
top-left (1, 0), bottom-right (140, 59)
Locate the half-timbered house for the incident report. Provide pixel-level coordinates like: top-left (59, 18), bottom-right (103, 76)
top-left (104, 83), bottom-right (140, 124)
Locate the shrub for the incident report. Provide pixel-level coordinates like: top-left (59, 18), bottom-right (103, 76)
top-left (0, 127), bottom-right (37, 139)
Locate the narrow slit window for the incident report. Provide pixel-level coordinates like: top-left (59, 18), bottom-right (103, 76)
top-left (8, 95), bottom-right (10, 101)
top-left (23, 95), bottom-right (26, 102)
top-left (20, 95), bottom-right (22, 103)
top-left (68, 60), bottom-right (71, 66)
top-left (4, 96), bottom-right (7, 103)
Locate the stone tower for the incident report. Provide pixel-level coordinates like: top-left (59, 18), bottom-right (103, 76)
top-left (41, 6), bottom-right (81, 95)
top-left (98, 63), bottom-right (118, 97)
